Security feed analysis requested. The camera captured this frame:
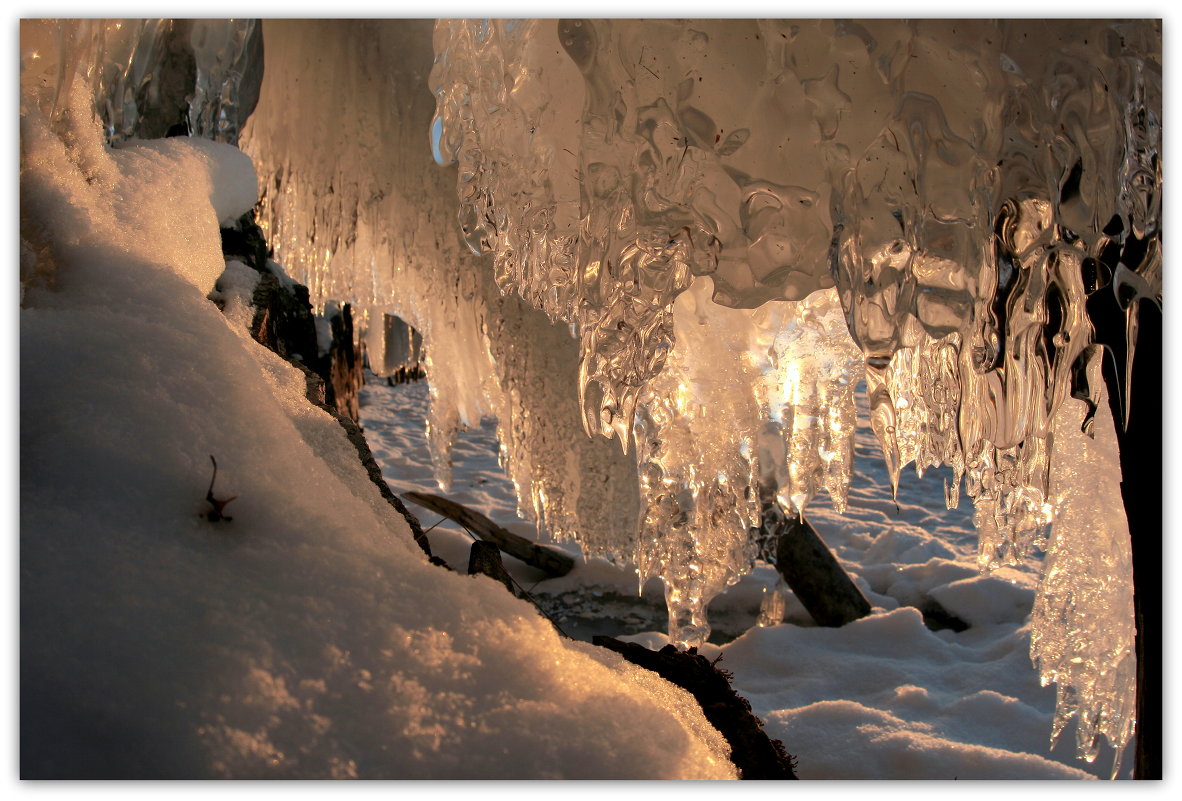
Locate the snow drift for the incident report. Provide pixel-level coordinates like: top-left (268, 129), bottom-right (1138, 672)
top-left (18, 39), bottom-right (735, 779)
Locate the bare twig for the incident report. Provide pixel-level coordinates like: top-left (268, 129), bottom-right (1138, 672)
top-left (204, 455), bottom-right (237, 523)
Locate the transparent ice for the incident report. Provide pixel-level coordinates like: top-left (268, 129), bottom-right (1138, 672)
top-left (428, 19), bottom-right (1157, 771)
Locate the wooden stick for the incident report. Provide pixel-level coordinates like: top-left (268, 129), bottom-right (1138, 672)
top-left (773, 512), bottom-right (871, 628)
top-left (467, 540), bottom-right (517, 594)
top-left (402, 491), bottom-right (575, 577)
top-left (466, 541), bottom-right (571, 638)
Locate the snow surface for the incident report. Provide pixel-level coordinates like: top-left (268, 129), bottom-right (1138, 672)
top-left (360, 376), bottom-right (1132, 779)
top-left (19, 78), bottom-right (735, 780)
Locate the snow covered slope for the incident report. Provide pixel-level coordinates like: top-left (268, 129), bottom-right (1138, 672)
top-left (18, 74), bottom-right (735, 779)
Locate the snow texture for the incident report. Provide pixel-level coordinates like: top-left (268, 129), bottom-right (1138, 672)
top-left (359, 371), bottom-right (1125, 779)
top-left (18, 47), bottom-right (735, 779)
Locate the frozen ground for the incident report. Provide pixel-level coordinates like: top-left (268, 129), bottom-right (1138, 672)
top-left (361, 373), bottom-right (1130, 779)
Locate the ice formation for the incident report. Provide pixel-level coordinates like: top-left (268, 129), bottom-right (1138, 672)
top-left (36, 17), bottom-right (1159, 773)
top-left (631, 278), bottom-right (863, 644)
top-left (1033, 382), bottom-right (1136, 776)
top-left (427, 18), bottom-right (1158, 770)
top-left (366, 314), bottom-right (423, 378)
top-left (238, 20), bottom-right (641, 552)
top-left (19, 19), bottom-right (260, 146)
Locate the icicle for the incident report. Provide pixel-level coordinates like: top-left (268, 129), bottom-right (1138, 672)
top-left (1032, 376), bottom-right (1136, 779)
top-left (429, 18), bottom-right (1158, 762)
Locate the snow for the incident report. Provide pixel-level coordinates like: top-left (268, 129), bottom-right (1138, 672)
top-left (359, 373), bottom-right (1131, 779)
top-left (18, 67), bottom-right (734, 779)
top-left (208, 258), bottom-right (261, 331)
top-left (927, 575), bottom-right (1035, 628)
top-left (20, 78), bottom-right (257, 299)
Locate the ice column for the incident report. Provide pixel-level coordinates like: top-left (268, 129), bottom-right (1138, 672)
top-left (21, 19), bottom-right (258, 144)
top-left (1033, 377), bottom-right (1136, 778)
top-left (186, 20), bottom-right (261, 143)
top-left (366, 314), bottom-right (424, 379)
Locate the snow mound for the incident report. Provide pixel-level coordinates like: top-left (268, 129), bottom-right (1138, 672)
top-left (764, 699), bottom-right (1089, 780)
top-left (117, 134), bottom-right (260, 226)
top-left (701, 608), bottom-right (1094, 779)
top-left (19, 73), bottom-right (735, 779)
top-left (929, 576), bottom-right (1037, 628)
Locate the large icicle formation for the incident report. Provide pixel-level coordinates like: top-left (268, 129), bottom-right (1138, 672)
top-left (237, 20), bottom-right (641, 553)
top-left (632, 279), bottom-right (863, 645)
top-left (49, 18), bottom-right (1158, 774)
top-left (1033, 381), bottom-right (1136, 773)
top-left (428, 19), bottom-right (1158, 772)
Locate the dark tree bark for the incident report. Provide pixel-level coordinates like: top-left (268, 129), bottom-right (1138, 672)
top-left (594, 636), bottom-right (797, 779)
top-left (1088, 287), bottom-right (1161, 780)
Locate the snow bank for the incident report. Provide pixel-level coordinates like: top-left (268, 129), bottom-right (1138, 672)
top-left (630, 608), bottom-right (1093, 779)
top-left (19, 68), bottom-right (735, 779)
top-left (21, 89), bottom-right (256, 300)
